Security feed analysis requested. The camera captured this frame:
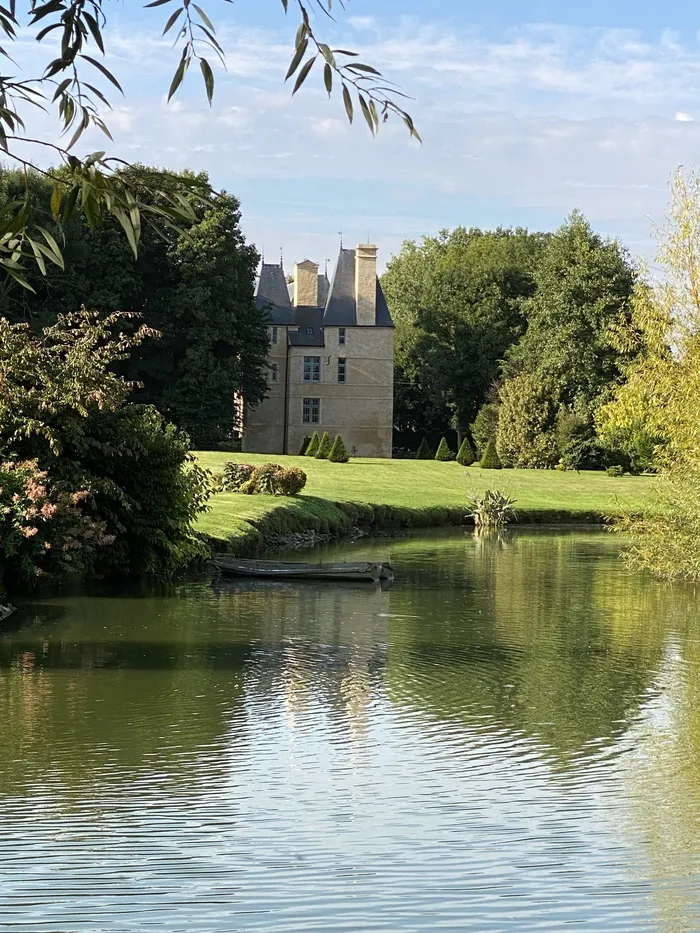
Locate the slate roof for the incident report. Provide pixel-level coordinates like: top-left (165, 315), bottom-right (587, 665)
top-left (255, 263), bottom-right (295, 325)
top-left (323, 248), bottom-right (393, 328)
top-left (255, 249), bottom-right (392, 339)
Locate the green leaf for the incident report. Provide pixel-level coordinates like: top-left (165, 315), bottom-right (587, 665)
top-left (168, 48), bottom-right (188, 101)
top-left (81, 55), bottom-right (124, 93)
top-left (285, 37), bottom-right (307, 81)
top-left (342, 83), bottom-right (353, 123)
top-left (162, 6), bottom-right (183, 35)
top-left (292, 55), bottom-right (315, 95)
top-left (324, 62), bottom-right (332, 97)
top-left (200, 57), bottom-right (214, 103)
top-left (192, 4), bottom-right (214, 31)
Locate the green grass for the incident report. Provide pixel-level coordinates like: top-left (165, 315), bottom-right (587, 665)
top-left (195, 453), bottom-right (656, 552)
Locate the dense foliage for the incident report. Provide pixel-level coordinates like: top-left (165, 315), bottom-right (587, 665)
top-left (220, 462), bottom-right (307, 496)
top-left (435, 438), bottom-right (455, 462)
top-left (480, 437), bottom-right (503, 470)
top-left (383, 227), bottom-right (546, 438)
top-left (328, 435), bottom-right (350, 463)
top-left (0, 167), bottom-right (269, 448)
top-left (315, 432), bottom-right (333, 460)
top-left (456, 437), bottom-right (476, 466)
top-left (415, 438), bottom-right (433, 460)
top-left (0, 311), bottom-right (209, 589)
top-left (305, 432), bottom-right (321, 457)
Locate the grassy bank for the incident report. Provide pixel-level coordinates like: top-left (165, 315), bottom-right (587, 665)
top-left (195, 454), bottom-right (655, 554)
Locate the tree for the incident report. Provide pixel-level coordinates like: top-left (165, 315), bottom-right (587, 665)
top-left (603, 169), bottom-right (700, 579)
top-left (315, 431), bottom-right (332, 459)
top-left (470, 401), bottom-right (499, 457)
top-left (383, 227), bottom-right (547, 438)
top-left (480, 437), bottom-right (502, 470)
top-left (496, 371), bottom-right (559, 469)
top-left (508, 211), bottom-right (637, 407)
top-left (435, 437), bottom-right (455, 461)
top-left (456, 437), bottom-right (475, 466)
top-left (0, 1), bottom-right (418, 287)
top-left (0, 166), bottom-right (268, 447)
top-left (328, 435), bottom-right (350, 463)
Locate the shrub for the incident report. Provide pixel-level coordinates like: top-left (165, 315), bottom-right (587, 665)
top-left (276, 467), bottom-right (308, 495)
top-left (220, 462), bottom-right (256, 492)
top-left (471, 402), bottom-right (499, 456)
top-left (480, 437), bottom-right (503, 469)
top-left (328, 435), bottom-right (350, 463)
top-left (305, 431), bottom-right (320, 457)
top-left (435, 437), bottom-right (455, 461)
top-left (415, 438), bottom-right (432, 460)
top-left (606, 464), bottom-right (625, 477)
top-left (315, 431), bottom-right (333, 459)
top-left (299, 436), bottom-right (312, 455)
top-left (467, 489), bottom-right (517, 527)
top-left (456, 437), bottom-right (475, 466)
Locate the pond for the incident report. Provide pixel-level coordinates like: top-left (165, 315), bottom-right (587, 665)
top-left (1, 529), bottom-right (700, 932)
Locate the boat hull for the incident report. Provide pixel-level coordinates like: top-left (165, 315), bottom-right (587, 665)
top-left (211, 556), bottom-right (390, 583)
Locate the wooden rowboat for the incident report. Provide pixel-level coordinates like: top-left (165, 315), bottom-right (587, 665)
top-left (212, 555), bottom-right (394, 583)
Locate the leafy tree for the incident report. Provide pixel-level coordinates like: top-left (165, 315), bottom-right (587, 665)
top-left (496, 371), bottom-right (559, 469)
top-left (508, 211), bottom-right (637, 407)
top-left (456, 437), bottom-right (475, 466)
top-left (0, 166), bottom-right (268, 448)
top-left (480, 437), bottom-right (502, 470)
top-left (383, 227), bottom-right (547, 438)
top-left (435, 437), bottom-right (455, 461)
top-left (605, 169), bottom-right (700, 579)
top-left (299, 436), bottom-right (312, 455)
top-left (0, 310), bottom-right (209, 588)
top-left (0, 1), bottom-right (417, 287)
top-left (305, 431), bottom-right (320, 457)
top-left (328, 435), bottom-right (350, 463)
top-left (315, 431), bottom-right (332, 459)
top-left (415, 438), bottom-right (433, 460)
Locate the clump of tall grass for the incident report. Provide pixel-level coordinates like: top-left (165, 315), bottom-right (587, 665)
top-left (467, 489), bottom-right (517, 528)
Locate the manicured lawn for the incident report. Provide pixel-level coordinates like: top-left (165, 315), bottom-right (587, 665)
top-left (195, 452), bottom-right (655, 542)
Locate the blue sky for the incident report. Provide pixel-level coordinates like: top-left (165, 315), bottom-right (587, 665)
top-left (20, 1), bottom-right (700, 269)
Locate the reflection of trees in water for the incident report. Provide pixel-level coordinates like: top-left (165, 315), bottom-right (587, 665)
top-left (0, 581), bottom-right (391, 796)
top-left (384, 530), bottom-right (680, 765)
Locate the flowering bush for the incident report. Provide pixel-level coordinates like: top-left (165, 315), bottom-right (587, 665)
top-left (0, 460), bottom-right (113, 583)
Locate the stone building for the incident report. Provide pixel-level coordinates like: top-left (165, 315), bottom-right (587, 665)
top-left (243, 244), bottom-right (394, 458)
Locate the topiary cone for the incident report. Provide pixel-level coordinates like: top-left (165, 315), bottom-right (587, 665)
top-left (328, 434), bottom-right (350, 463)
top-left (305, 431), bottom-right (320, 457)
top-left (315, 431), bottom-right (333, 459)
top-left (415, 438), bottom-right (432, 460)
top-left (435, 437), bottom-right (456, 461)
top-left (480, 436), bottom-right (503, 469)
top-left (456, 437), bottom-right (475, 466)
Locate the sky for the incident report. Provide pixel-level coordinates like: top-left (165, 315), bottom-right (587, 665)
top-left (16, 0), bottom-right (700, 270)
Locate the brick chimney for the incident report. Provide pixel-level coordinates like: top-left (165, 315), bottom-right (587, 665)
top-left (293, 259), bottom-right (319, 307)
top-left (355, 244), bottom-right (377, 326)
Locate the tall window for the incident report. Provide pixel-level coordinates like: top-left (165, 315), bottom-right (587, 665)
top-left (269, 363), bottom-right (279, 383)
top-left (339, 327), bottom-right (346, 345)
top-left (270, 325), bottom-right (278, 345)
top-left (337, 357), bottom-right (347, 384)
top-left (303, 398), bottom-right (320, 424)
top-left (303, 356), bottom-right (321, 382)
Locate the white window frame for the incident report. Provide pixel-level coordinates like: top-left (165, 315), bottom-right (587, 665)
top-left (302, 397), bottom-right (320, 424)
top-left (303, 356), bottom-right (321, 382)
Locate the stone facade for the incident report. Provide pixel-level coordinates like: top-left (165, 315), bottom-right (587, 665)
top-left (244, 245), bottom-right (394, 458)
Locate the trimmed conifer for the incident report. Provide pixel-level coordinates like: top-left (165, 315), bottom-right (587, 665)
top-left (415, 438), bottom-right (432, 460)
top-left (435, 437), bottom-right (455, 461)
top-left (305, 431), bottom-right (320, 457)
top-left (456, 437), bottom-right (476, 466)
top-left (328, 435), bottom-right (350, 463)
top-left (299, 435), bottom-right (312, 455)
top-left (315, 431), bottom-right (333, 459)
top-left (480, 436), bottom-right (503, 469)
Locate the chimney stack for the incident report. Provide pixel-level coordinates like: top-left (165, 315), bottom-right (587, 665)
top-left (354, 243), bottom-right (377, 326)
top-left (293, 259), bottom-right (319, 308)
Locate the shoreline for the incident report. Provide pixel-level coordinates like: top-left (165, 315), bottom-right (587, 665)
top-left (205, 496), bottom-right (611, 557)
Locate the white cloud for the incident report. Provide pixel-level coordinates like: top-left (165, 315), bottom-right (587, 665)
top-left (676, 111), bottom-right (694, 122)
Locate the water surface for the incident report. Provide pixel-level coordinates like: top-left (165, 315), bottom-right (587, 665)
top-left (2, 529), bottom-right (700, 931)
